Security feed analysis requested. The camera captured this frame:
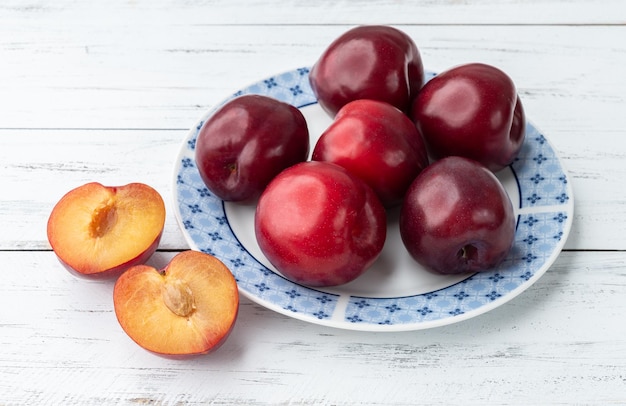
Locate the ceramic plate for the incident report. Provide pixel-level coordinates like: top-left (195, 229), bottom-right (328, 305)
top-left (172, 67), bottom-right (574, 331)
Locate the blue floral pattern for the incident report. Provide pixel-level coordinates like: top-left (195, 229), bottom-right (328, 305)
top-left (344, 211), bottom-right (569, 326)
top-left (511, 128), bottom-right (571, 209)
top-left (173, 67), bottom-right (574, 331)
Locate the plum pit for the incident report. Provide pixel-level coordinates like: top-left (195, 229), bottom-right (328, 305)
top-left (162, 279), bottom-right (196, 318)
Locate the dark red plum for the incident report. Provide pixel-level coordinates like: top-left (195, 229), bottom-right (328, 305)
top-left (195, 94), bottom-right (309, 202)
top-left (309, 25), bottom-right (424, 116)
top-left (411, 63), bottom-right (525, 172)
top-left (399, 156), bottom-right (516, 275)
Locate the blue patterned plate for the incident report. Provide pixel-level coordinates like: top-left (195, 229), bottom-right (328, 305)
top-left (172, 67), bottom-right (574, 331)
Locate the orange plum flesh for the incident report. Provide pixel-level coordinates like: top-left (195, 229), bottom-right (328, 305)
top-left (113, 250), bottom-right (239, 356)
top-left (46, 182), bottom-right (166, 277)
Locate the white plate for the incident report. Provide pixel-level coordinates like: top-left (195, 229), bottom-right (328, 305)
top-left (172, 67), bottom-right (574, 331)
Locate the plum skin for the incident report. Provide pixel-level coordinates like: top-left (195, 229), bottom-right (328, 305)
top-left (399, 156), bottom-right (516, 275)
top-left (254, 161), bottom-right (387, 287)
top-left (312, 99), bottom-right (429, 208)
top-left (195, 94), bottom-right (309, 203)
top-left (309, 25), bottom-right (424, 116)
top-left (411, 63), bottom-right (525, 172)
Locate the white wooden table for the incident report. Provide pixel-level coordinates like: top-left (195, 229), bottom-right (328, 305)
top-left (2, 1), bottom-right (625, 404)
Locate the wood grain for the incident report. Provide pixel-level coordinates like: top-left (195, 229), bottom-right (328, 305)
top-left (1, 0), bottom-right (624, 26)
top-left (1, 23), bottom-right (623, 131)
top-left (1, 251), bottom-right (624, 405)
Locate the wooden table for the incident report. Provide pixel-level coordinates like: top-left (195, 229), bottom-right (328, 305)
top-left (2, 1), bottom-right (625, 404)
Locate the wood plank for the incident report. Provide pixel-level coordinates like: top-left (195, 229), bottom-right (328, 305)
top-left (1, 108), bottom-right (624, 251)
top-left (0, 22), bottom-right (624, 134)
top-left (1, 250), bottom-right (624, 404)
top-left (1, 0), bottom-right (624, 26)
